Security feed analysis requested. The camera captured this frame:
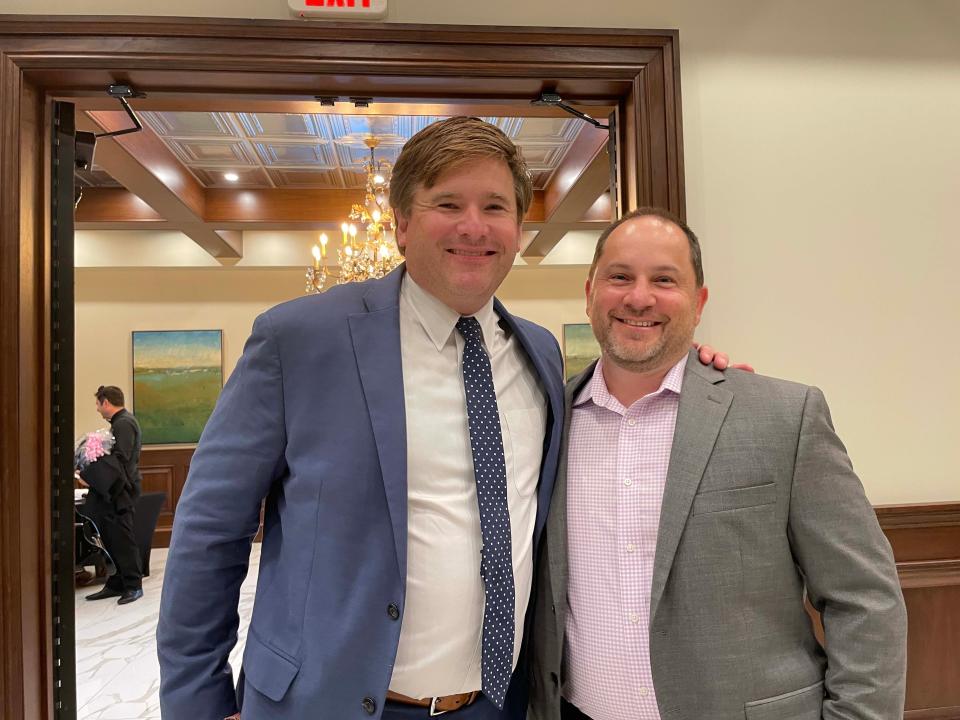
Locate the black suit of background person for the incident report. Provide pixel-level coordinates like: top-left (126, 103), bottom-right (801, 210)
top-left (83, 385), bottom-right (144, 605)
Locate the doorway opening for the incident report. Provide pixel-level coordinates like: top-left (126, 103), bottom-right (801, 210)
top-left (0, 17), bottom-right (684, 719)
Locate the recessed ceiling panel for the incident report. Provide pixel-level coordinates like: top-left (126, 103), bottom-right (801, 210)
top-left (333, 141), bottom-right (403, 171)
top-left (167, 139), bottom-right (257, 167)
top-left (265, 168), bottom-right (346, 188)
top-left (513, 117), bottom-right (584, 142)
top-left (237, 113), bottom-right (326, 139)
top-left (253, 142), bottom-right (337, 167)
top-left (141, 111), bottom-right (239, 138)
top-left (519, 144), bottom-right (567, 171)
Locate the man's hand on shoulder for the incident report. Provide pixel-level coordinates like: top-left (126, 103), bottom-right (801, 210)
top-left (694, 342), bottom-right (755, 373)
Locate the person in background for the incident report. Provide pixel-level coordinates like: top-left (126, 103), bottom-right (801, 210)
top-left (82, 385), bottom-right (144, 604)
top-left (529, 208), bottom-right (907, 720)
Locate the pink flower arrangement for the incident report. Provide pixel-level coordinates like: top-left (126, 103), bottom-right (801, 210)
top-left (74, 428), bottom-right (116, 472)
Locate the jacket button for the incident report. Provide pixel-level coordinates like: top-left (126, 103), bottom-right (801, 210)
top-left (551, 672), bottom-right (559, 686)
top-left (387, 602), bottom-right (400, 620)
top-left (361, 697), bottom-right (377, 714)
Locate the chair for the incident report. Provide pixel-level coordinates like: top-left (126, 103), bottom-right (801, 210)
top-left (133, 492), bottom-right (166, 577)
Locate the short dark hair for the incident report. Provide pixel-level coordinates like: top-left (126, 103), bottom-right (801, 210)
top-left (95, 385), bottom-right (125, 407)
top-left (589, 207), bottom-right (704, 287)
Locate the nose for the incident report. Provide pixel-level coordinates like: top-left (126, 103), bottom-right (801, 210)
top-left (623, 279), bottom-right (656, 310)
top-left (455, 204), bottom-right (487, 240)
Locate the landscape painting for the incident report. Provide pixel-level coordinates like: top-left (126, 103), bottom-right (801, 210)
top-left (563, 323), bottom-right (601, 381)
top-left (132, 330), bottom-right (223, 444)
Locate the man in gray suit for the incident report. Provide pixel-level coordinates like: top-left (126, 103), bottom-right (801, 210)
top-left (529, 208), bottom-right (907, 720)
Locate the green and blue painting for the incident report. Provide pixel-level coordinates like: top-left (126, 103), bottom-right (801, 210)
top-left (563, 323), bottom-right (601, 381)
top-left (132, 330), bottom-right (223, 444)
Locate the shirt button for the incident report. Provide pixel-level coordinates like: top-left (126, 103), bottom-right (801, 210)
top-left (626, 543), bottom-right (636, 553)
top-left (639, 687), bottom-right (649, 697)
top-left (627, 418), bottom-right (637, 426)
top-left (624, 478), bottom-right (633, 487)
top-left (628, 612), bottom-right (639, 624)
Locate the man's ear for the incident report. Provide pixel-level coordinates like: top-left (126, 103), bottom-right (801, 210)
top-left (394, 210), bottom-right (409, 253)
top-left (694, 285), bottom-right (709, 324)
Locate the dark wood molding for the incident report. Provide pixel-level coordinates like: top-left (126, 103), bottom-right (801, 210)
top-left (140, 446), bottom-right (194, 548)
top-left (897, 559), bottom-right (960, 589)
top-left (0, 50), bottom-right (50, 720)
top-left (904, 707), bottom-right (960, 720)
top-left (0, 16), bottom-right (685, 720)
top-left (877, 502), bottom-right (960, 529)
top-left (876, 503), bottom-right (960, 715)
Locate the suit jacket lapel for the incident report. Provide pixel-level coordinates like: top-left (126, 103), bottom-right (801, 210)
top-left (650, 350), bottom-right (732, 620)
top-left (348, 268), bottom-right (408, 580)
top-left (494, 298), bottom-right (565, 547)
top-left (547, 363), bottom-right (596, 635)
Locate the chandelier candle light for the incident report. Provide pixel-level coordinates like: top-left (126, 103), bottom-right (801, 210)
top-left (306, 136), bottom-right (402, 293)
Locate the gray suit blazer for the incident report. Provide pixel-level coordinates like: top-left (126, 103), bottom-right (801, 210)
top-left (529, 351), bottom-right (907, 720)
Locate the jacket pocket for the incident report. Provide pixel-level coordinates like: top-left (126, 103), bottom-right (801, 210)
top-left (691, 482), bottom-right (776, 515)
top-left (744, 680), bottom-right (824, 720)
top-left (242, 630), bottom-right (301, 703)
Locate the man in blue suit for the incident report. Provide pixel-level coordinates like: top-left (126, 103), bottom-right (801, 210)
top-left (158, 117), bottom-right (565, 720)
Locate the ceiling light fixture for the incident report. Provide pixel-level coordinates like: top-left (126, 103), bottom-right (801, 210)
top-left (223, 172), bottom-right (240, 182)
top-left (306, 136), bottom-right (400, 293)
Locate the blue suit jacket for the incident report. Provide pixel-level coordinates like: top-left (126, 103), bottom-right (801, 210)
top-left (157, 267), bottom-right (564, 719)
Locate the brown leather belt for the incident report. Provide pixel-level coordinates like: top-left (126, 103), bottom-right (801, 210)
top-left (386, 689), bottom-right (481, 716)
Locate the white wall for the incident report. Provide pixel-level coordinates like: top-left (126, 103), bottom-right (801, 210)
top-left (54, 0), bottom-right (960, 503)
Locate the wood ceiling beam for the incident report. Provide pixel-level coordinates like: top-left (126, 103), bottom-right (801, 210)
top-left (74, 187), bottom-right (163, 223)
top-left (82, 111), bottom-right (241, 258)
top-left (522, 124), bottom-right (611, 260)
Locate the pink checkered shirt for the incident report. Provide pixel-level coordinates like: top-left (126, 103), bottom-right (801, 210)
top-left (563, 354), bottom-right (688, 720)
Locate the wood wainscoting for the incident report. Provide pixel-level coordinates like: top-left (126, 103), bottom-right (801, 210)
top-left (139, 446), bottom-right (194, 547)
top-left (877, 503), bottom-right (960, 720)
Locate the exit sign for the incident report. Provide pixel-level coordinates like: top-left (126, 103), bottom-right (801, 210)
top-left (290, 0), bottom-right (388, 19)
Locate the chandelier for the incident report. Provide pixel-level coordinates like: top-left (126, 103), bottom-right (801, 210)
top-left (306, 136), bottom-right (402, 293)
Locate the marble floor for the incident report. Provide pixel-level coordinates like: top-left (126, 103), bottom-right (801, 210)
top-left (74, 543), bottom-right (261, 720)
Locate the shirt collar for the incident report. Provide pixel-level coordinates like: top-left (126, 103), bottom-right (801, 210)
top-left (401, 271), bottom-right (499, 352)
top-left (574, 352), bottom-right (689, 411)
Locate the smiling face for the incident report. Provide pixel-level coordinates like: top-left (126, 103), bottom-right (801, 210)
top-left (586, 215), bottom-right (708, 375)
top-left (395, 156), bottom-right (522, 315)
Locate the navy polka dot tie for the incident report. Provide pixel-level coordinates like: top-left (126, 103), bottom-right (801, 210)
top-left (456, 316), bottom-right (515, 710)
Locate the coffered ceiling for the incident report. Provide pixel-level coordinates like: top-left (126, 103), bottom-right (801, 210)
top-left (75, 104), bottom-right (613, 263)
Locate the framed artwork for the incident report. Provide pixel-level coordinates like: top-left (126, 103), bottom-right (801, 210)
top-left (132, 330), bottom-right (223, 445)
top-left (562, 323), bottom-right (601, 381)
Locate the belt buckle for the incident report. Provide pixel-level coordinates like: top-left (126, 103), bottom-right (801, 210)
top-left (429, 697), bottom-right (449, 717)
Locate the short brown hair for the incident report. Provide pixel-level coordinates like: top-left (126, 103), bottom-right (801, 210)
top-left (589, 207), bottom-right (705, 287)
top-left (95, 385), bottom-right (125, 407)
top-left (389, 116), bottom-right (533, 225)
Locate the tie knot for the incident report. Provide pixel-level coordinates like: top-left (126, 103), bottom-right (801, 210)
top-left (456, 316), bottom-right (483, 343)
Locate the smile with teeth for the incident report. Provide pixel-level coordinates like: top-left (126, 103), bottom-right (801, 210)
top-left (448, 248), bottom-right (495, 256)
top-left (617, 318), bottom-right (661, 327)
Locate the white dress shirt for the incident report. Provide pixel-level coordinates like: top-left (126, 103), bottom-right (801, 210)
top-left (388, 273), bottom-right (547, 698)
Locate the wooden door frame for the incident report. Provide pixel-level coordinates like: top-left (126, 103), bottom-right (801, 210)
top-left (0, 15), bottom-right (684, 719)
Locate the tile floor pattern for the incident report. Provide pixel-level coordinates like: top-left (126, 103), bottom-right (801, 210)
top-left (74, 543), bottom-right (261, 720)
